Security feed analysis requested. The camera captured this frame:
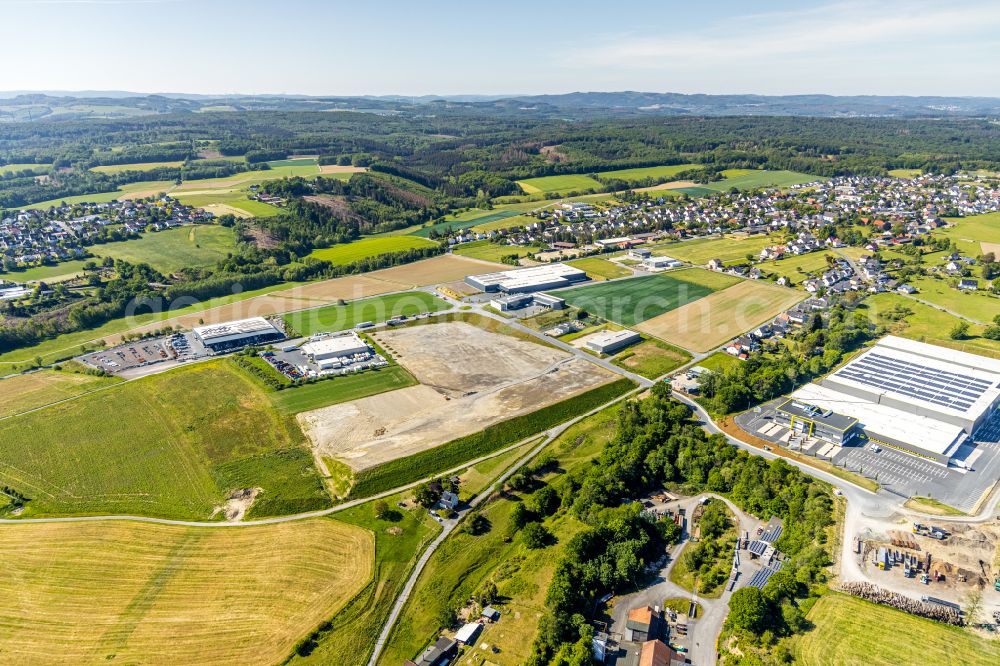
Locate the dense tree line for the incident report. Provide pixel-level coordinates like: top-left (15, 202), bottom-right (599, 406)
top-left (526, 383), bottom-right (835, 664)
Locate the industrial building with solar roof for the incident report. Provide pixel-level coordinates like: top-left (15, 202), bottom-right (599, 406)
top-left (778, 336), bottom-right (1000, 464)
top-left (193, 317), bottom-right (284, 353)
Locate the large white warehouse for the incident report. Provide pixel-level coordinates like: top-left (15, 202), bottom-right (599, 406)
top-left (465, 263), bottom-right (588, 293)
top-left (790, 336), bottom-right (1000, 462)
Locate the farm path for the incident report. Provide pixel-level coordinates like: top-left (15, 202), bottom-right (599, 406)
top-left (900, 293), bottom-right (988, 326)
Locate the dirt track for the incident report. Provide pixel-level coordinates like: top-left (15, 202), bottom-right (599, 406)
top-left (297, 321), bottom-right (615, 470)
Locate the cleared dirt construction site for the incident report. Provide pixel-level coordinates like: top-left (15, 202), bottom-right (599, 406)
top-left (638, 280), bottom-right (804, 352)
top-left (297, 321), bottom-right (615, 470)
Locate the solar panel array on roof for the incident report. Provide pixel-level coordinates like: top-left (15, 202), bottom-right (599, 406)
top-left (833, 352), bottom-right (993, 412)
top-left (747, 540), bottom-right (769, 556)
top-left (747, 568), bottom-right (777, 589)
top-left (760, 524), bottom-right (783, 544)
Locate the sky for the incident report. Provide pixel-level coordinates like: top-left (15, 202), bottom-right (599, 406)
top-left (1, 0), bottom-right (999, 97)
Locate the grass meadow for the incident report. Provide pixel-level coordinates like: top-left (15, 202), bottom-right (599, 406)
top-left (0, 163), bottom-right (50, 174)
top-left (269, 366), bottom-right (417, 415)
top-left (596, 163), bottom-right (702, 182)
top-left (0, 360), bottom-right (329, 519)
top-left (566, 256), bottom-right (633, 280)
top-left (0, 258), bottom-right (91, 283)
top-left (307, 236), bottom-right (439, 265)
top-left (453, 239), bottom-right (542, 263)
top-left (792, 592), bottom-right (999, 665)
top-left (653, 234), bottom-right (780, 266)
top-left (611, 337), bottom-right (691, 379)
top-left (516, 173), bottom-right (603, 195)
top-left (864, 292), bottom-right (1000, 359)
top-left (92, 224), bottom-right (237, 274)
top-left (0, 369), bottom-right (120, 419)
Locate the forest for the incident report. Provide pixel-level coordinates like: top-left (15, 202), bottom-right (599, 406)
top-left (4, 112), bottom-right (1000, 209)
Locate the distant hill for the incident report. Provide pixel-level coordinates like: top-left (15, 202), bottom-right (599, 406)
top-left (2, 90), bottom-right (999, 122)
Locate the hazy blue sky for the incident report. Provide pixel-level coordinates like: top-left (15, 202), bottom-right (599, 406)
top-left (1, 0), bottom-right (998, 96)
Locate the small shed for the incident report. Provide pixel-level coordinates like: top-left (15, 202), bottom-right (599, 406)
top-left (481, 606), bottom-right (500, 622)
top-left (455, 622), bottom-right (482, 645)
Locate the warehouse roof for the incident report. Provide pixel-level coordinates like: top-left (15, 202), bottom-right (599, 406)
top-left (588, 329), bottom-right (641, 348)
top-left (193, 317), bottom-right (280, 342)
top-left (467, 263), bottom-right (587, 290)
top-left (827, 335), bottom-right (1000, 419)
top-left (301, 333), bottom-right (369, 357)
top-left (790, 382), bottom-right (967, 457)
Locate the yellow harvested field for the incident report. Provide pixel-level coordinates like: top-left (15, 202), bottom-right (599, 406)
top-left (0, 519), bottom-right (373, 665)
top-left (636, 180), bottom-right (698, 192)
top-left (637, 281), bottom-right (804, 352)
top-left (318, 165), bottom-right (367, 175)
top-left (280, 274), bottom-right (410, 302)
top-left (367, 253), bottom-right (502, 287)
top-left (201, 203), bottom-right (253, 218)
top-left (981, 241), bottom-right (1000, 256)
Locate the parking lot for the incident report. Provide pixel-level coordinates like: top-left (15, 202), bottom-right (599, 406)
top-left (736, 400), bottom-right (1000, 513)
top-left (265, 336), bottom-right (388, 380)
top-left (80, 332), bottom-right (212, 377)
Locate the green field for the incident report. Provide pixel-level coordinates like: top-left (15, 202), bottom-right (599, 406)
top-left (611, 337), bottom-right (691, 379)
top-left (0, 369), bottom-right (120, 419)
top-left (0, 258), bottom-right (91, 283)
top-left (0, 360), bottom-right (329, 519)
top-left (410, 207), bottom-right (536, 238)
top-left (701, 169), bottom-right (822, 192)
top-left (452, 239), bottom-right (541, 263)
top-left (172, 189), bottom-right (283, 217)
top-left (269, 366), bottom-right (417, 415)
top-left (696, 351), bottom-right (740, 373)
top-left (92, 225), bottom-right (237, 274)
top-left (793, 592), bottom-right (1000, 665)
top-left (888, 168), bottom-right (922, 178)
top-left (939, 212), bottom-right (1000, 250)
top-left (908, 276), bottom-right (1000, 323)
top-left (566, 256), bottom-right (633, 280)
top-left (0, 163), bottom-right (49, 175)
top-left (653, 234), bottom-right (779, 266)
top-left (557, 269), bottom-right (739, 326)
top-left (596, 163), bottom-right (702, 182)
top-left (307, 237), bottom-right (439, 265)
top-left (284, 292), bottom-right (449, 336)
top-left (89, 160), bottom-right (185, 173)
top-left (516, 173), bottom-right (603, 195)
top-left (471, 213), bottom-right (536, 233)
top-left (864, 292), bottom-right (1000, 359)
